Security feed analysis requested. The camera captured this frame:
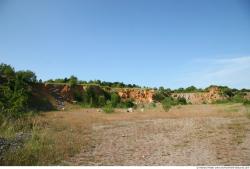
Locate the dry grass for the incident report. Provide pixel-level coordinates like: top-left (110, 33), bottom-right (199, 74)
top-left (245, 105), bottom-right (250, 119)
top-left (227, 121), bottom-right (246, 145)
top-left (1, 103), bottom-right (250, 165)
top-left (0, 112), bottom-right (88, 165)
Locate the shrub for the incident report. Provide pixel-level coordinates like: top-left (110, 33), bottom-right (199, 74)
top-left (73, 91), bottom-right (83, 102)
top-left (221, 88), bottom-right (234, 97)
top-left (81, 85), bottom-right (111, 107)
top-left (153, 92), bottom-right (165, 102)
top-left (161, 96), bottom-right (187, 111)
top-left (27, 95), bottom-right (54, 111)
top-left (0, 63), bottom-right (40, 119)
top-left (243, 100), bottom-right (250, 105)
top-left (123, 99), bottom-right (135, 108)
top-left (177, 97), bottom-right (187, 105)
top-left (98, 96), bottom-right (106, 107)
top-left (110, 93), bottom-right (121, 107)
top-left (103, 101), bottom-right (114, 113)
top-left (161, 97), bottom-right (173, 112)
top-left (231, 92), bottom-right (246, 103)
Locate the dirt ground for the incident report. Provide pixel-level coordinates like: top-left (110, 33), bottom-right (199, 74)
top-left (42, 104), bottom-right (250, 165)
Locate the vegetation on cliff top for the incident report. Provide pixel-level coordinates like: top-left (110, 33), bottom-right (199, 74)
top-left (1, 62), bottom-right (250, 119)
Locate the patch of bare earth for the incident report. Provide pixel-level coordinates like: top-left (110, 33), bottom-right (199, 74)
top-left (63, 104), bottom-right (250, 165)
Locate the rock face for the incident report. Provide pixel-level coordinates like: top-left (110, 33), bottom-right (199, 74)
top-left (171, 87), bottom-right (225, 104)
top-left (32, 84), bottom-right (226, 109)
top-left (115, 88), bottom-right (155, 103)
top-left (43, 84), bottom-right (84, 110)
top-left (115, 87), bottom-right (224, 104)
top-left (45, 84), bottom-right (84, 102)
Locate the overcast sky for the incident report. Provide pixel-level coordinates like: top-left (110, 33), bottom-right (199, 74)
top-left (0, 0), bottom-right (250, 89)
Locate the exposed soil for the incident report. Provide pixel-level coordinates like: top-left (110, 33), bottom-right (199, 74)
top-left (46, 104), bottom-right (250, 165)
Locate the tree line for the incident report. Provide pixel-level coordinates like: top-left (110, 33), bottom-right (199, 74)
top-left (46, 77), bottom-right (141, 88)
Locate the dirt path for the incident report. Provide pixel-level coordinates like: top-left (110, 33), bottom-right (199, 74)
top-left (63, 104), bottom-right (250, 165)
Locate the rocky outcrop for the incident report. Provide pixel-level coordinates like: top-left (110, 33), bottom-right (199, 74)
top-left (43, 84), bottom-right (85, 109)
top-left (32, 84), bottom-right (226, 109)
top-left (171, 87), bottom-right (225, 104)
top-left (114, 87), bottom-right (225, 104)
top-left (44, 84), bottom-right (84, 102)
top-left (115, 88), bottom-right (155, 103)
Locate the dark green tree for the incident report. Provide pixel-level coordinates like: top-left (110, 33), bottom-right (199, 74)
top-left (69, 75), bottom-right (78, 87)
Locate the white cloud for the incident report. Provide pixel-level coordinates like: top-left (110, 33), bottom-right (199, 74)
top-left (181, 56), bottom-right (250, 89)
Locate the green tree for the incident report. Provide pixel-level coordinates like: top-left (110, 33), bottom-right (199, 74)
top-left (16, 70), bottom-right (37, 83)
top-left (69, 75), bottom-right (78, 87)
top-left (185, 86), bottom-right (197, 92)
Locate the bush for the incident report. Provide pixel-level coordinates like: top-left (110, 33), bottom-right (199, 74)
top-left (110, 93), bottom-right (121, 107)
top-left (161, 97), bottom-right (173, 112)
top-left (73, 91), bottom-right (83, 102)
top-left (243, 100), bottom-right (250, 105)
top-left (103, 101), bottom-right (114, 113)
top-left (153, 87), bottom-right (171, 102)
top-left (98, 96), bottom-right (106, 107)
top-left (27, 95), bottom-right (54, 111)
top-left (161, 96), bottom-right (187, 111)
top-left (0, 63), bottom-right (40, 119)
top-left (153, 92), bottom-right (165, 102)
top-left (177, 97), bottom-right (187, 105)
top-left (123, 99), bottom-right (135, 108)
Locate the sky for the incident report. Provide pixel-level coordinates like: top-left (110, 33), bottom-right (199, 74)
top-left (0, 0), bottom-right (250, 89)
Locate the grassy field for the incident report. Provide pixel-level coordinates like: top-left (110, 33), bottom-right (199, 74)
top-left (1, 103), bottom-right (250, 165)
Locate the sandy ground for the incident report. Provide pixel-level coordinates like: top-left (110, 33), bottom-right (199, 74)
top-left (47, 104), bottom-right (250, 165)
